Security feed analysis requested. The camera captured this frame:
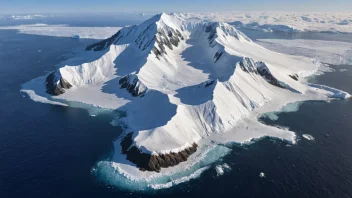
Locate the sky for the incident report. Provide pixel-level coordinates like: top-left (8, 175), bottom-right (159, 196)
top-left (1, 0), bottom-right (351, 14)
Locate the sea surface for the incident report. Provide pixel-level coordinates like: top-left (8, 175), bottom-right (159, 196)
top-left (1, 17), bottom-right (352, 198)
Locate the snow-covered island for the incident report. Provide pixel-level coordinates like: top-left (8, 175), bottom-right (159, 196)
top-left (22, 13), bottom-right (350, 186)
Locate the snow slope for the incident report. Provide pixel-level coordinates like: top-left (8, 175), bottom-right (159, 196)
top-left (22, 13), bottom-right (351, 186)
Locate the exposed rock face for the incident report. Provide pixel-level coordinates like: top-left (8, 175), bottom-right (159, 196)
top-left (205, 22), bottom-right (242, 46)
top-left (237, 58), bottom-right (301, 94)
top-left (121, 133), bottom-right (198, 172)
top-left (256, 62), bottom-right (301, 93)
top-left (256, 61), bottom-right (286, 88)
top-left (214, 51), bottom-right (223, 63)
top-left (135, 23), bottom-right (156, 51)
top-left (152, 28), bottom-right (184, 59)
top-left (204, 80), bottom-right (216, 87)
top-left (289, 74), bottom-right (299, 81)
top-left (45, 72), bottom-right (72, 95)
top-left (206, 23), bottom-right (219, 46)
top-left (119, 74), bottom-right (148, 97)
top-left (238, 57), bottom-right (258, 74)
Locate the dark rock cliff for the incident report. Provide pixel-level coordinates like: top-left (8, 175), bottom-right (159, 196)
top-left (119, 74), bottom-right (148, 97)
top-left (152, 28), bottom-right (184, 59)
top-left (45, 72), bottom-right (72, 95)
top-left (256, 61), bottom-right (286, 88)
top-left (120, 133), bottom-right (198, 172)
top-left (289, 74), bottom-right (299, 81)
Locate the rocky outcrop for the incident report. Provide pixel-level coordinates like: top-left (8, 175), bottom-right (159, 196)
top-left (206, 23), bottom-right (218, 46)
top-left (45, 72), bottom-right (72, 95)
top-left (152, 28), bottom-right (184, 59)
top-left (237, 58), bottom-right (301, 94)
top-left (121, 133), bottom-right (198, 172)
top-left (256, 61), bottom-right (286, 88)
top-left (289, 74), bottom-right (299, 81)
top-left (214, 51), bottom-right (223, 63)
top-left (204, 80), bottom-right (216, 87)
top-left (256, 62), bottom-right (301, 94)
top-left (205, 22), bottom-right (243, 46)
top-left (238, 57), bottom-right (258, 74)
top-left (119, 74), bottom-right (148, 97)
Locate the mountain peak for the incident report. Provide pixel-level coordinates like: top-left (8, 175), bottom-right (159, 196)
top-left (86, 13), bottom-right (251, 54)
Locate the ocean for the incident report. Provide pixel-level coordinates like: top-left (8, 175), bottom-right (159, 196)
top-left (1, 16), bottom-right (352, 198)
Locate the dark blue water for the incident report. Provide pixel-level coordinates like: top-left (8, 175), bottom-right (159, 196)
top-left (1, 21), bottom-right (352, 197)
top-left (0, 30), bottom-right (124, 197)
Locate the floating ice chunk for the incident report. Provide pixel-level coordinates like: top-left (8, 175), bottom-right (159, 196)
top-left (259, 172), bottom-right (265, 178)
top-left (72, 35), bottom-right (80, 39)
top-left (302, 134), bottom-right (315, 141)
top-left (222, 163), bottom-right (231, 170)
top-left (340, 69), bottom-right (347, 72)
top-left (215, 163), bottom-right (231, 176)
top-left (215, 165), bottom-right (224, 176)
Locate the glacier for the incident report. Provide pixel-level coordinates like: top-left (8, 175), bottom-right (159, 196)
top-left (21, 13), bottom-right (351, 190)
